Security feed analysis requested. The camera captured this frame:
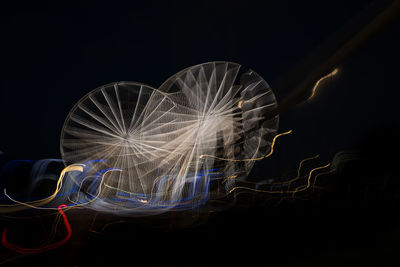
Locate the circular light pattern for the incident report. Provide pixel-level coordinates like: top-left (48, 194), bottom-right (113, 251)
top-left (60, 62), bottom-right (279, 211)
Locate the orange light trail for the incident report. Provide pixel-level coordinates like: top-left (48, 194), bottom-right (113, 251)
top-left (0, 165), bottom-right (84, 213)
top-left (200, 130), bottom-right (293, 162)
top-left (227, 163), bottom-right (331, 195)
top-left (308, 68), bottom-right (339, 100)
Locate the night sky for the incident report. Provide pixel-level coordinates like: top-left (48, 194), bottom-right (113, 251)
top-left (1, 0), bottom-right (399, 163)
top-left (0, 1), bottom-right (400, 266)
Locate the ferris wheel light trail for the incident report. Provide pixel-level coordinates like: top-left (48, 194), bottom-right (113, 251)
top-left (58, 62), bottom-right (279, 214)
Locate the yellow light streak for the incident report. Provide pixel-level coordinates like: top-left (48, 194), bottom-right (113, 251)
top-left (308, 68), bottom-right (338, 100)
top-left (0, 165), bottom-right (84, 213)
top-left (200, 130), bottom-right (293, 162)
top-left (227, 163), bottom-right (331, 195)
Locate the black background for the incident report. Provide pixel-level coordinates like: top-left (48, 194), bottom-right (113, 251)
top-left (0, 0), bottom-right (400, 266)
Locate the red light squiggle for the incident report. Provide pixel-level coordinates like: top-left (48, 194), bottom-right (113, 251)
top-left (2, 204), bottom-right (72, 254)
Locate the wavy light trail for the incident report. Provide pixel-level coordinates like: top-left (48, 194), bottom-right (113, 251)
top-left (2, 205), bottom-right (71, 254)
